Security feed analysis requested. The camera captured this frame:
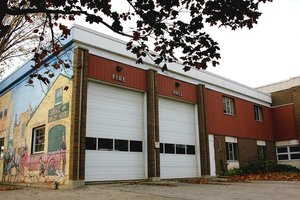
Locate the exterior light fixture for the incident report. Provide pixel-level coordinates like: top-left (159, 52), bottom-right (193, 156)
top-left (175, 82), bottom-right (181, 88)
top-left (116, 65), bottom-right (123, 72)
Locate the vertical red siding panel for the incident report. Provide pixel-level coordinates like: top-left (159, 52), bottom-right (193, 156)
top-left (88, 54), bottom-right (147, 91)
top-left (272, 105), bottom-right (298, 141)
top-left (205, 89), bottom-right (274, 141)
top-left (157, 75), bottom-right (197, 103)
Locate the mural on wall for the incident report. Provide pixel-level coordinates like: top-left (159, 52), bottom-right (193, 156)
top-left (0, 70), bottom-right (72, 185)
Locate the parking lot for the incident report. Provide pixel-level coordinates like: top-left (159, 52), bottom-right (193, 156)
top-left (1, 181), bottom-right (300, 200)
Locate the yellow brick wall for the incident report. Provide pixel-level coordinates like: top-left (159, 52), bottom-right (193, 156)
top-left (25, 74), bottom-right (73, 186)
top-left (0, 90), bottom-right (13, 180)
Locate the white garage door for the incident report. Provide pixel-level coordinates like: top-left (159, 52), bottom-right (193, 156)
top-left (85, 81), bottom-right (145, 181)
top-left (159, 97), bottom-right (199, 179)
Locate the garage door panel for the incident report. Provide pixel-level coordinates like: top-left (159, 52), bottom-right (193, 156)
top-left (159, 97), bottom-right (198, 179)
top-left (87, 127), bottom-right (143, 141)
top-left (86, 82), bottom-right (145, 181)
top-left (160, 127), bottom-right (195, 144)
top-left (159, 98), bottom-right (196, 145)
top-left (85, 151), bottom-right (144, 179)
top-left (160, 155), bottom-right (197, 178)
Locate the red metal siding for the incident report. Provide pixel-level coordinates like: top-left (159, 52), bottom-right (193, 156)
top-left (157, 74), bottom-right (197, 103)
top-left (206, 89), bottom-right (274, 141)
top-left (88, 54), bottom-right (147, 91)
top-left (272, 104), bottom-right (298, 141)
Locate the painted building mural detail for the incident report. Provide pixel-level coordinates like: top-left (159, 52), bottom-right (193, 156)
top-left (48, 103), bottom-right (70, 123)
top-left (0, 73), bottom-right (72, 186)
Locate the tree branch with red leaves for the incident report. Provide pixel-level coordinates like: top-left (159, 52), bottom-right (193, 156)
top-left (0, 0), bottom-right (272, 82)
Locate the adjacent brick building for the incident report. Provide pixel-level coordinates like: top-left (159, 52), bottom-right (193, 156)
top-left (258, 77), bottom-right (300, 169)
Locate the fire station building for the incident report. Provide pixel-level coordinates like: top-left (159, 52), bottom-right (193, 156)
top-left (0, 25), bottom-right (299, 188)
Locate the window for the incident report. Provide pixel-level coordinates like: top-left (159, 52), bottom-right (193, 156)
top-left (85, 138), bottom-right (144, 152)
top-left (115, 139), bottom-right (128, 151)
top-left (226, 142), bottom-right (238, 161)
top-left (254, 105), bottom-right (263, 121)
top-left (55, 87), bottom-right (63, 105)
top-left (98, 138), bottom-right (113, 151)
top-left (86, 137), bottom-right (97, 150)
top-left (0, 138), bottom-right (4, 158)
top-left (160, 143), bottom-right (164, 153)
top-left (130, 140), bottom-right (143, 152)
top-left (257, 145), bottom-right (266, 160)
top-left (160, 143), bottom-right (195, 155)
top-left (223, 97), bottom-right (235, 115)
top-left (277, 146), bottom-right (300, 160)
top-left (186, 145), bottom-right (195, 155)
top-left (32, 126), bottom-right (45, 154)
top-left (176, 144), bottom-right (186, 154)
top-left (164, 143), bottom-right (175, 154)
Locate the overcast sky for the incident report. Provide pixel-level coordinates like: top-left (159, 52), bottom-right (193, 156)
top-left (74, 0), bottom-right (300, 88)
top-left (206, 0), bottom-right (300, 88)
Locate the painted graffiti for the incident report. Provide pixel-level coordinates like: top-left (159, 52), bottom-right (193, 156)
top-left (2, 148), bottom-right (21, 182)
top-left (2, 148), bottom-right (66, 183)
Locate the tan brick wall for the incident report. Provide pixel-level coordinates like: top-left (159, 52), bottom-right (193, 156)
top-left (238, 138), bottom-right (257, 167)
top-left (271, 89), bottom-right (293, 106)
top-left (213, 135), bottom-right (227, 175)
top-left (147, 70), bottom-right (160, 178)
top-left (213, 135), bottom-right (276, 175)
top-left (266, 141), bottom-right (276, 161)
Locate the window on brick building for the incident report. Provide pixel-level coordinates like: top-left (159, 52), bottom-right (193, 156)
top-left (254, 105), bottom-right (263, 121)
top-left (226, 142), bottom-right (238, 161)
top-left (257, 145), bottom-right (266, 160)
top-left (32, 126), bottom-right (45, 154)
top-left (277, 146), bottom-right (300, 160)
top-left (223, 97), bottom-right (235, 115)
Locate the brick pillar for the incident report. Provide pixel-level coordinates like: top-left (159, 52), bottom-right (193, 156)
top-left (69, 48), bottom-right (89, 188)
top-left (197, 84), bottom-right (210, 176)
top-left (147, 69), bottom-right (160, 181)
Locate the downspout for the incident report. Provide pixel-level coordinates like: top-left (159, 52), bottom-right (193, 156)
top-left (77, 50), bottom-right (84, 180)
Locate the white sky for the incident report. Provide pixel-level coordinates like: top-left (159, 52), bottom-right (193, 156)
top-left (72, 0), bottom-right (300, 88)
top-left (3, 0), bottom-right (299, 88)
top-left (206, 0), bottom-right (300, 87)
